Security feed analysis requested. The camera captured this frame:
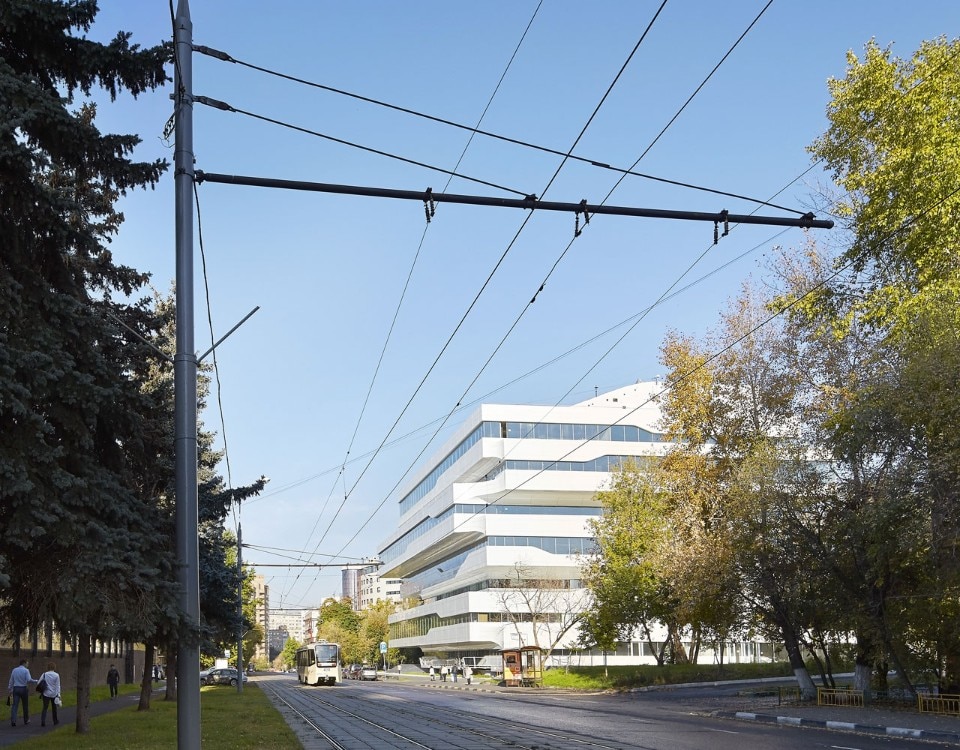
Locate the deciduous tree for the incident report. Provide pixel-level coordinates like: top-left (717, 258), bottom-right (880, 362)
top-left (805, 36), bottom-right (960, 690)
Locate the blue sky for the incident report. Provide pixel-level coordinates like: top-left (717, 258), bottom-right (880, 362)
top-left (85, 1), bottom-right (958, 609)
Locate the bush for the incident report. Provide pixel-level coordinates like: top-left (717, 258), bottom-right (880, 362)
top-left (544, 662), bottom-right (797, 690)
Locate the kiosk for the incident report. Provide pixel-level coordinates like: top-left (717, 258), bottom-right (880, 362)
top-left (500, 646), bottom-right (543, 687)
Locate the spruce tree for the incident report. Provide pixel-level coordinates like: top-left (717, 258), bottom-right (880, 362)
top-left (0, 0), bottom-right (169, 732)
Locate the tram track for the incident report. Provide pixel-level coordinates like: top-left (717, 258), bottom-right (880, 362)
top-left (261, 679), bottom-right (658, 750)
top-left (261, 684), bottom-right (349, 750)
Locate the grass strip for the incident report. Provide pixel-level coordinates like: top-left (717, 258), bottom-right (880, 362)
top-left (11, 684), bottom-right (300, 749)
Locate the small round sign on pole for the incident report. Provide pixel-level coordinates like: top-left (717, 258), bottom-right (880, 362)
top-left (380, 641), bottom-right (387, 671)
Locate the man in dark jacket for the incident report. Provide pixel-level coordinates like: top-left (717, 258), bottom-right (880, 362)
top-left (107, 664), bottom-right (120, 699)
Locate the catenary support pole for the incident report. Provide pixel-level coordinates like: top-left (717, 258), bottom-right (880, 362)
top-left (237, 523), bottom-right (243, 694)
top-left (174, 1), bottom-right (201, 748)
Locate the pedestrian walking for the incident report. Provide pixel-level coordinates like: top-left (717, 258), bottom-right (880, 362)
top-left (440, 665), bottom-right (448, 682)
top-left (429, 665), bottom-right (435, 681)
top-left (7, 659), bottom-right (37, 726)
top-left (452, 664), bottom-right (458, 683)
top-left (107, 663), bottom-right (120, 699)
top-left (465, 666), bottom-right (473, 685)
top-left (38, 661), bottom-right (60, 727)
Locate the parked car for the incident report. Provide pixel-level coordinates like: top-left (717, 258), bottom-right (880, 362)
top-left (345, 663), bottom-right (362, 680)
top-left (201, 668), bottom-right (248, 686)
top-left (359, 665), bottom-right (377, 681)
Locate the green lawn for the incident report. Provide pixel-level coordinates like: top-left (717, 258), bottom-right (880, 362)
top-left (543, 661), bottom-right (806, 690)
top-left (10, 684), bottom-right (300, 749)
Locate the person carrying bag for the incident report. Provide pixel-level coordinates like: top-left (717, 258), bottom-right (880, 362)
top-left (38, 662), bottom-right (61, 727)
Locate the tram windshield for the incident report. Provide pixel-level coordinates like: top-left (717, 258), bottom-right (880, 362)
top-left (315, 643), bottom-right (339, 665)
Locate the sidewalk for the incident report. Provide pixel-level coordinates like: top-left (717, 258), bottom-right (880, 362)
top-left (710, 701), bottom-right (960, 744)
top-left (0, 689), bottom-right (160, 747)
top-left (629, 679), bottom-right (960, 745)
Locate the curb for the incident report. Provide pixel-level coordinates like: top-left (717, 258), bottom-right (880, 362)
top-left (627, 673), bottom-right (854, 693)
top-left (716, 709), bottom-right (960, 744)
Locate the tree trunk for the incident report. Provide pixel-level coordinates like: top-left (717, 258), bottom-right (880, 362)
top-left (669, 627), bottom-right (689, 664)
top-left (853, 643), bottom-right (873, 706)
top-left (781, 623), bottom-right (816, 699)
top-left (76, 634), bottom-right (92, 734)
top-left (931, 476), bottom-right (960, 691)
top-left (854, 660), bottom-right (872, 693)
top-left (139, 641), bottom-right (155, 710)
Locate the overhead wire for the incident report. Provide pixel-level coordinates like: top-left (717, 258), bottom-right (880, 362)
top-left (195, 97), bottom-right (531, 198)
top-left (184, 9), bottom-right (960, 606)
top-left (327, 18), bottom-right (957, 568)
top-left (193, 0), bottom-right (786, 575)
top-left (191, 0), bottom-right (781, 602)
top-left (432, 178), bottom-right (960, 547)
top-left (248, 165), bottom-right (825, 511)
top-left (193, 185), bottom-right (240, 530)
top-left (279, 2), bottom-right (545, 602)
top-left (323, 0), bottom-right (673, 560)
top-left (244, 213), bottom-right (798, 507)
top-left (194, 26), bottom-right (800, 214)
top-left (336, 172), bottom-right (810, 558)
top-left (583, 0), bottom-right (774, 224)
top-left (327, 0), bottom-right (546, 510)
top-left (325, 0), bottom-right (783, 558)
top-left (426, 39), bottom-right (960, 537)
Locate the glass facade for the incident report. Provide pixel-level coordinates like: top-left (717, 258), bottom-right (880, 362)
top-left (391, 609), bottom-right (567, 640)
top-left (398, 420), bottom-right (664, 515)
top-left (399, 422), bottom-right (500, 515)
top-left (504, 422), bottom-right (661, 443)
top-left (399, 536), bottom-right (596, 591)
top-left (480, 455), bottom-right (646, 482)
top-left (382, 503), bottom-right (601, 564)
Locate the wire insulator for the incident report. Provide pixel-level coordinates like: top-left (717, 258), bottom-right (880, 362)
top-left (574, 199), bottom-right (590, 238)
top-left (423, 187), bottom-right (435, 223)
top-left (721, 209), bottom-right (729, 237)
top-left (713, 221), bottom-right (719, 245)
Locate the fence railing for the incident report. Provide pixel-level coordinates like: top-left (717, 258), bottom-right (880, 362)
top-left (917, 693), bottom-right (960, 716)
top-left (817, 686), bottom-right (864, 707)
top-left (778, 686), bottom-right (802, 705)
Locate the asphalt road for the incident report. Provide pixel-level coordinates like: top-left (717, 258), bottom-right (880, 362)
top-left (260, 673), bottom-right (935, 749)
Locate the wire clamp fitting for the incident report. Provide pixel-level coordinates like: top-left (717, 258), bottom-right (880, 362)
top-left (714, 209), bottom-right (731, 244)
top-left (423, 187), bottom-right (435, 223)
top-left (574, 199), bottom-right (589, 237)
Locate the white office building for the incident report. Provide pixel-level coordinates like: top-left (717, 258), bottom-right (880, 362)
top-left (342, 560), bottom-right (403, 611)
top-left (359, 566), bottom-right (402, 610)
top-left (381, 381), bottom-right (677, 663)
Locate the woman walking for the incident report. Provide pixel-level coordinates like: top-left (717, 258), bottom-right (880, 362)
top-left (39, 661), bottom-right (60, 727)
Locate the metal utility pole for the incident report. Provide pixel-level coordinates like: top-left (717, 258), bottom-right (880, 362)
top-left (173, 1), bottom-right (201, 748)
top-left (237, 523), bottom-right (244, 693)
